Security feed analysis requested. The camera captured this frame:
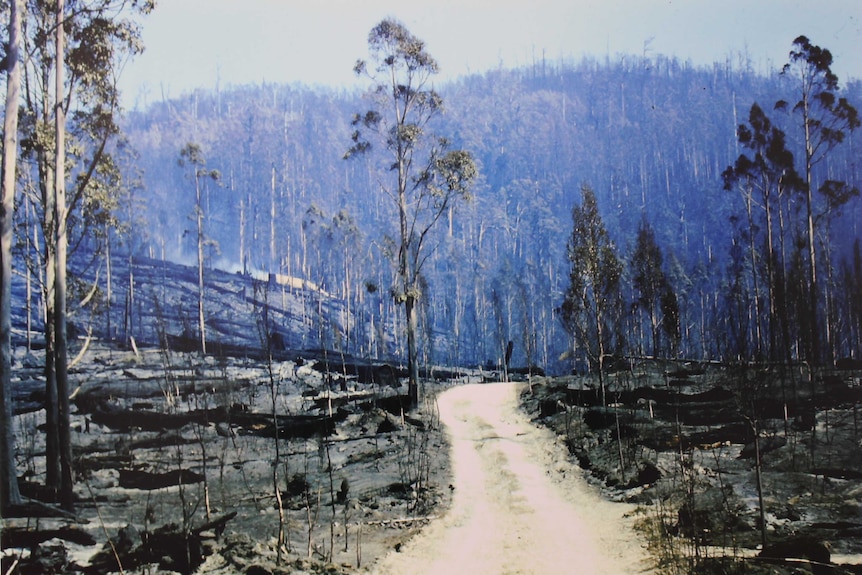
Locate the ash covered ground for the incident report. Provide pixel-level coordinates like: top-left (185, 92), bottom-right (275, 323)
top-left (4, 341), bottom-right (472, 574)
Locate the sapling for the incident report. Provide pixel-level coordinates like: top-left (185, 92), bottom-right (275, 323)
top-left (339, 477), bottom-right (350, 553)
top-left (173, 430), bottom-right (202, 571)
top-left (283, 454), bottom-right (292, 553)
top-left (397, 415), bottom-right (432, 512)
top-left (253, 279), bottom-right (287, 562)
top-left (302, 442), bottom-right (321, 559)
top-left (323, 437), bottom-right (336, 562)
top-left (190, 393), bottom-right (211, 522)
top-left (355, 516), bottom-right (362, 568)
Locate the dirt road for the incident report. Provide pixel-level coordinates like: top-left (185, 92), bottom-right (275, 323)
top-left (370, 382), bottom-right (650, 575)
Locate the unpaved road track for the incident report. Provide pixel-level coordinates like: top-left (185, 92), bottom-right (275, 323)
top-left (371, 382), bottom-right (650, 575)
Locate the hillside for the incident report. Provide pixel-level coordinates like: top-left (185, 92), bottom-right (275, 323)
top-left (10, 250), bottom-right (399, 363)
top-left (112, 56), bottom-right (862, 373)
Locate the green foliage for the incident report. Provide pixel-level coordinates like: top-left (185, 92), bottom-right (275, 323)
top-left (559, 184), bottom-right (622, 370)
top-left (345, 18), bottom-right (476, 400)
top-left (778, 36), bottom-right (860, 174)
top-left (18, 0), bottom-right (152, 256)
top-left (631, 217), bottom-right (679, 357)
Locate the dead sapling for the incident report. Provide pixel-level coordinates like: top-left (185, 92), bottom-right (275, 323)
top-left (254, 278), bottom-right (288, 562)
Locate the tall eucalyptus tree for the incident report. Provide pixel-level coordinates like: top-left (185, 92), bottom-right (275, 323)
top-left (631, 217), bottom-right (674, 358)
top-left (1, 0), bottom-right (24, 510)
top-left (723, 102), bottom-right (803, 361)
top-left (345, 18), bottom-right (476, 406)
top-left (777, 35), bottom-right (860, 363)
top-left (17, 0), bottom-right (151, 506)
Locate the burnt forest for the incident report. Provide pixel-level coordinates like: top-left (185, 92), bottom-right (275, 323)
top-left (2, 7), bottom-right (862, 575)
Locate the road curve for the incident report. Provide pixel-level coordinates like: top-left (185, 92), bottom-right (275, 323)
top-left (370, 382), bottom-right (650, 575)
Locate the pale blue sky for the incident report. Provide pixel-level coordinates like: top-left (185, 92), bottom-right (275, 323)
top-left (118, 0), bottom-right (862, 110)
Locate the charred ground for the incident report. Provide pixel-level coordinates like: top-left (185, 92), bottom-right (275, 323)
top-left (3, 340), bottom-right (470, 575)
top-left (521, 360), bottom-right (862, 574)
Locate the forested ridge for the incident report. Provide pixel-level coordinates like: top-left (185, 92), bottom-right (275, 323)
top-left (113, 52), bottom-right (860, 374)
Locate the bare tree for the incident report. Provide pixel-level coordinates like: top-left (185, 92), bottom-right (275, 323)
top-left (178, 142), bottom-right (220, 355)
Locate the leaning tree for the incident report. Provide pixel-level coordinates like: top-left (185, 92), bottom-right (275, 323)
top-left (345, 18), bottom-right (476, 407)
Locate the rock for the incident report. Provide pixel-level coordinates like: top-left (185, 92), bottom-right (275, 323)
top-left (87, 524), bottom-right (141, 573)
top-left (145, 527), bottom-right (205, 574)
top-left (539, 398), bottom-right (563, 417)
top-left (220, 532), bottom-right (257, 567)
top-left (775, 505), bottom-right (802, 522)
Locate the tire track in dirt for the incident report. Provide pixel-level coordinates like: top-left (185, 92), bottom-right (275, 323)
top-left (369, 382), bottom-right (650, 575)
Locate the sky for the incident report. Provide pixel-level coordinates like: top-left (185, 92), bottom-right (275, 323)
top-left (117, 0), bottom-right (862, 110)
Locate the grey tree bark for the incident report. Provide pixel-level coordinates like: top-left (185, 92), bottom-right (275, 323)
top-left (0, 0), bottom-right (24, 509)
top-left (53, 0), bottom-right (75, 510)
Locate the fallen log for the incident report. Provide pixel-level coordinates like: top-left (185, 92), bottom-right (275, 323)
top-left (118, 468), bottom-right (205, 490)
top-left (2, 491), bottom-right (80, 518)
top-left (759, 536), bottom-right (832, 566)
top-left (88, 404), bottom-right (218, 432)
top-left (74, 453), bottom-right (134, 474)
top-left (739, 435), bottom-right (787, 459)
top-left (1, 526), bottom-right (97, 549)
top-left (308, 353), bottom-right (401, 387)
top-left (192, 510), bottom-right (237, 537)
top-left (234, 409), bottom-right (347, 439)
top-left (810, 468), bottom-right (862, 481)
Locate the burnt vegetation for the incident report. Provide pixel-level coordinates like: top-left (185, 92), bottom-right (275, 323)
top-left (523, 358), bottom-right (862, 575)
top-left (2, 11), bottom-right (861, 574)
